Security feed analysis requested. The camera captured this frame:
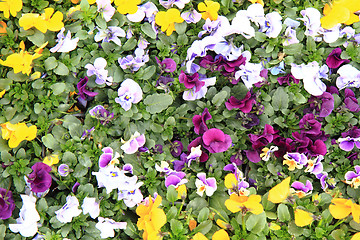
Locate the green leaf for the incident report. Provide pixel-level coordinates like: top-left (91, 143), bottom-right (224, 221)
top-left (50, 82), bottom-right (66, 95)
top-left (272, 87), bottom-right (289, 111)
top-left (198, 208), bottom-right (209, 223)
top-left (27, 30), bottom-right (45, 47)
top-left (37, 198), bottom-right (49, 212)
top-left (73, 164), bottom-right (88, 177)
top-left (283, 43), bottom-right (303, 55)
top-left (0, 225), bottom-right (6, 240)
top-left (141, 22), bottom-right (156, 39)
top-left (192, 220), bottom-right (212, 235)
top-left (122, 37), bottom-right (137, 51)
top-left (144, 93), bottom-right (173, 114)
top-left (42, 134), bottom-right (59, 150)
top-left (255, 32), bottom-right (267, 42)
top-left (167, 206), bottom-right (178, 221)
top-left (166, 185), bottom-right (178, 203)
top-left (142, 66), bottom-right (156, 80)
top-left (277, 204), bottom-right (290, 222)
top-left (175, 22), bottom-right (187, 35)
top-left (212, 90), bottom-right (228, 107)
top-left (44, 57), bottom-right (58, 71)
top-left (13, 176), bottom-right (25, 192)
top-left (331, 229), bottom-right (345, 240)
top-left (287, 221), bottom-right (304, 237)
top-left (170, 219), bottom-right (184, 235)
top-left (246, 212), bottom-right (267, 234)
top-left (54, 62), bottom-right (69, 76)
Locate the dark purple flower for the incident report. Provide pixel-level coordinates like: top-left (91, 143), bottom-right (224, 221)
top-left (344, 88), bottom-right (360, 112)
top-left (153, 144), bottom-right (164, 154)
top-left (81, 127), bottom-right (95, 140)
top-left (187, 137), bottom-right (208, 162)
top-left (309, 92), bottom-right (334, 117)
top-left (245, 150), bottom-right (262, 163)
top-left (236, 112), bottom-right (260, 129)
top-left (27, 162), bottom-right (52, 193)
top-left (77, 77), bottom-right (98, 107)
top-left (155, 57), bottom-right (177, 73)
top-left (172, 153), bottom-right (189, 171)
top-left (193, 108), bottom-right (212, 135)
top-left (230, 150), bottom-right (244, 165)
top-left (327, 86), bottom-right (339, 95)
top-left (342, 127), bottom-right (360, 138)
top-left (273, 137), bottom-right (295, 158)
top-left (225, 91), bottom-right (256, 113)
top-left (138, 147), bottom-right (149, 152)
top-left (0, 188), bottom-right (15, 220)
top-left (156, 76), bottom-right (174, 90)
top-left (170, 140), bottom-right (183, 157)
top-left (299, 114), bottom-right (322, 136)
top-left (277, 73), bottom-right (300, 86)
top-left (248, 124), bottom-right (279, 150)
top-left (72, 182), bottom-right (80, 193)
top-left (179, 70), bottom-right (205, 93)
top-left (89, 105), bottom-right (114, 125)
top-left (292, 132), bottom-right (327, 156)
top-left (326, 48), bottom-right (350, 69)
top-left (202, 128), bottom-right (232, 153)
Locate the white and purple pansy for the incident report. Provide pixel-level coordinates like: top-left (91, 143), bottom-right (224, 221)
top-left (345, 165), bottom-right (360, 189)
top-left (304, 155), bottom-right (324, 175)
top-left (121, 131), bottom-right (146, 154)
top-left (99, 147), bottom-right (120, 168)
top-left (195, 172), bottom-right (217, 197)
top-left (115, 79), bottom-right (143, 111)
top-left (165, 171), bottom-right (188, 188)
top-left (291, 180), bottom-right (313, 198)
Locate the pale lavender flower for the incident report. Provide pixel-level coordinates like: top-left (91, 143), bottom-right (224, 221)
top-left (245, 3), bottom-right (265, 27)
top-left (291, 180), bottom-right (313, 198)
top-left (117, 176), bottom-right (144, 207)
top-left (336, 64), bottom-right (360, 90)
top-left (283, 27), bottom-right (299, 46)
top-left (95, 217), bottom-right (127, 239)
top-left (127, 2), bottom-right (158, 23)
top-left (94, 26), bottom-right (126, 46)
top-left (55, 195), bottom-right (82, 223)
top-left (159, 0), bottom-right (190, 9)
top-left (230, 12), bottom-right (255, 39)
top-left (344, 165), bottom-right (360, 188)
top-left (118, 48), bottom-right (149, 72)
top-left (115, 79), bottom-right (143, 111)
top-left (126, 28), bottom-right (133, 39)
top-left (320, 24), bottom-right (340, 43)
top-left (58, 164), bottom-right (70, 177)
top-left (121, 131), bottom-right (146, 154)
top-left (96, 0), bottom-right (115, 22)
top-left (299, 8), bottom-right (321, 38)
top-left (195, 172), bottom-right (217, 197)
top-left (155, 161), bottom-right (173, 175)
top-left (85, 57), bottom-right (113, 86)
top-left (89, 105), bottom-right (114, 124)
top-left (82, 197), bottom-right (100, 219)
top-left (92, 166), bottom-right (125, 194)
top-left (137, 36), bottom-right (150, 49)
top-left (304, 155), bottom-right (324, 175)
top-left (186, 145), bottom-right (202, 167)
top-left (283, 17), bottom-right (300, 28)
top-left (261, 12), bottom-right (282, 38)
top-left (181, 9), bottom-right (202, 23)
top-left (50, 28), bottom-right (79, 53)
top-left (198, 18), bottom-right (222, 38)
top-left (235, 62), bottom-right (265, 89)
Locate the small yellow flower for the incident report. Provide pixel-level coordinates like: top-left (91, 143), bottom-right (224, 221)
top-left (1, 122), bottom-right (37, 148)
top-left (212, 229), bottom-right (230, 240)
top-left (19, 8), bottom-right (63, 33)
top-left (198, 0), bottom-right (220, 21)
top-left (114, 0), bottom-right (140, 15)
top-left (176, 184), bottom-right (187, 200)
top-left (43, 155), bottom-right (60, 166)
top-left (329, 198), bottom-right (360, 223)
top-left (225, 194), bottom-right (264, 215)
top-left (0, 0), bottom-right (22, 18)
top-left (192, 232), bottom-right (208, 240)
top-left (321, 0), bottom-right (360, 29)
top-left (294, 209), bottom-right (314, 227)
top-left (268, 177), bottom-right (291, 204)
top-left (248, 0), bottom-right (264, 6)
top-left (155, 8), bottom-right (184, 36)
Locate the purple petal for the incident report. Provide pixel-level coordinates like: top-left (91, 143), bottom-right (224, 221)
top-left (165, 175), bottom-right (181, 188)
top-left (339, 141), bottom-right (355, 151)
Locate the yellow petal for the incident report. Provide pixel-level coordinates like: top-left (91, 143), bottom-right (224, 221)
top-left (268, 177), bottom-right (291, 204)
top-left (351, 232), bottom-right (360, 240)
top-left (43, 155), bottom-right (59, 166)
top-left (192, 233), bottom-right (208, 240)
top-left (0, 89), bottom-right (5, 98)
top-left (224, 173), bottom-right (237, 189)
top-left (329, 198), bottom-right (352, 220)
top-left (294, 209), bottom-right (314, 227)
top-left (212, 229), bottom-right (230, 240)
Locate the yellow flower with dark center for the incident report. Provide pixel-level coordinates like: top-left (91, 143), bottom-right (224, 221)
top-left (0, 0), bottom-right (22, 18)
top-left (225, 193), bottom-right (264, 215)
top-left (321, 0), bottom-right (360, 29)
top-left (329, 198), bottom-right (360, 223)
top-left (1, 122), bottom-right (37, 148)
top-left (114, 0), bottom-right (140, 15)
top-left (294, 209), bottom-right (314, 227)
top-left (268, 176), bottom-right (291, 204)
top-left (43, 155), bottom-right (60, 166)
top-left (0, 41), bottom-right (47, 75)
top-left (155, 8), bottom-right (184, 36)
top-left (198, 0), bottom-right (220, 21)
top-left (19, 8), bottom-right (63, 33)
top-left (136, 195), bottom-right (167, 240)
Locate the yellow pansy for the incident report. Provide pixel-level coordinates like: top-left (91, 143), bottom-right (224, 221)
top-left (1, 122), bottom-right (37, 148)
top-left (216, 219), bottom-right (231, 229)
top-left (155, 8), bottom-right (184, 36)
top-left (43, 155), bottom-right (60, 166)
top-left (192, 232), bottom-right (208, 240)
top-left (0, 0), bottom-right (22, 18)
top-left (114, 0), bottom-right (140, 15)
top-left (351, 232), bottom-right (360, 240)
top-left (212, 229), bottom-right (230, 240)
top-left (321, 0), bottom-right (360, 29)
top-left (294, 209), bottom-right (314, 227)
top-left (248, 0), bottom-right (264, 6)
top-left (136, 195), bottom-right (167, 240)
top-left (176, 184), bottom-right (187, 200)
top-left (0, 41), bottom-right (47, 75)
top-left (268, 177), bottom-right (291, 204)
top-left (19, 8), bottom-right (63, 33)
top-left (198, 0), bottom-right (220, 21)
top-left (269, 222), bottom-right (281, 230)
top-left (225, 194), bottom-right (264, 215)
top-left (329, 198), bottom-right (360, 223)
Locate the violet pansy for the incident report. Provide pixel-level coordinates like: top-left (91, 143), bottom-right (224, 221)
top-left (121, 131), bottom-right (146, 154)
top-left (115, 79), bottom-right (143, 111)
top-left (291, 180), bottom-right (313, 198)
top-left (345, 165), bottom-right (360, 189)
top-left (195, 172), bottom-right (217, 197)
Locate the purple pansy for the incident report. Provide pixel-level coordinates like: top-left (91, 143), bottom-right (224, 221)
top-left (89, 105), bottom-right (114, 125)
top-left (155, 57), bottom-right (177, 73)
top-left (27, 162), bottom-right (52, 193)
top-left (277, 73), bottom-right (300, 86)
top-left (58, 164), bottom-right (70, 177)
top-left (81, 127), bottom-right (96, 140)
top-left (338, 127), bottom-right (360, 151)
top-left (179, 70), bottom-right (205, 93)
top-left (225, 91), bottom-right (256, 113)
top-left (0, 188), bottom-right (15, 220)
top-left (193, 108), bottom-right (212, 135)
top-left (181, 9), bottom-right (202, 23)
top-left (195, 172), bottom-right (217, 197)
top-left (170, 140), bottom-right (183, 157)
top-left (326, 48), bottom-right (350, 69)
top-left (121, 132), bottom-right (146, 154)
top-left (230, 149), bottom-right (244, 165)
top-left (99, 147), bottom-right (120, 168)
top-left (165, 171), bottom-right (188, 188)
top-left (172, 153), bottom-right (189, 171)
top-left (344, 88), bottom-right (360, 112)
top-left (115, 79), bottom-right (143, 111)
top-left (345, 165), bottom-right (360, 188)
top-left (202, 128), bottom-right (232, 153)
top-left (316, 172), bottom-right (336, 191)
top-left (118, 48), bottom-right (149, 72)
top-left (299, 114), bottom-right (322, 137)
top-left (77, 77), bottom-right (98, 106)
top-left (187, 137), bottom-right (208, 162)
top-left (309, 92), bottom-right (334, 118)
top-left (304, 155), bottom-right (324, 175)
top-left (291, 180), bottom-right (313, 198)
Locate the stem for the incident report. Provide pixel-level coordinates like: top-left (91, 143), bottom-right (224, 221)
top-left (5, 178), bottom-right (12, 198)
top-left (242, 214), bottom-right (246, 235)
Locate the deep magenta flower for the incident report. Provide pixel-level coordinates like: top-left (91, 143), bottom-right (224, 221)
top-left (326, 48), bottom-right (350, 69)
top-left (299, 114), bottom-right (322, 137)
top-left (179, 70), bottom-right (205, 93)
top-left (225, 91), bottom-right (256, 113)
top-left (277, 73), bottom-right (300, 86)
top-left (193, 108), bottom-right (212, 135)
top-left (27, 162), bottom-right (52, 193)
top-left (202, 128), bottom-right (232, 153)
top-left (155, 57), bottom-right (177, 73)
top-left (187, 137), bottom-right (208, 162)
top-left (77, 77), bottom-right (98, 107)
top-left (309, 92), bottom-right (334, 118)
top-left (0, 188), bottom-right (15, 220)
top-left (344, 88), bottom-right (360, 112)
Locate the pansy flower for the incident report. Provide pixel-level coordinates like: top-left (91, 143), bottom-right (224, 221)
top-left (336, 64), bottom-right (360, 90)
top-left (259, 146), bottom-right (279, 162)
top-left (155, 8), bottom-right (184, 36)
top-left (159, 0), bottom-right (190, 9)
top-left (202, 128), bottom-right (232, 153)
top-left (165, 171), bottom-right (188, 188)
top-left (195, 173), bottom-right (217, 197)
top-left (114, 0), bottom-right (140, 15)
top-left (294, 209), bottom-right (314, 227)
top-left (0, 0), bottom-right (22, 18)
top-left (268, 177), bottom-right (291, 204)
top-left (85, 57), bottom-right (113, 86)
top-left (283, 152), bottom-right (307, 171)
top-left (55, 195), bottom-right (82, 223)
top-left (345, 165), bottom-right (360, 189)
top-left (82, 197), bottom-right (100, 219)
top-left (115, 79), bottom-right (143, 111)
top-left (326, 48), bottom-right (350, 69)
top-left (96, 0), bottom-right (115, 22)
top-left (99, 147), bottom-right (120, 168)
top-left (0, 188), bottom-right (15, 220)
top-left (121, 131), bottom-right (146, 154)
top-left (96, 217), bottom-right (127, 239)
top-left (94, 26), bottom-right (126, 46)
top-left (50, 28), bottom-right (79, 53)
top-left (291, 180), bottom-right (313, 198)
top-left (225, 194), bottom-right (264, 215)
top-left (304, 155), bottom-right (324, 175)
top-left (329, 198), bottom-right (360, 223)
top-left (198, 0), bottom-right (220, 21)
top-left (224, 173), bottom-right (250, 196)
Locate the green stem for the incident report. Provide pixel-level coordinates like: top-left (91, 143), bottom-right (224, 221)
top-left (242, 214), bottom-right (246, 235)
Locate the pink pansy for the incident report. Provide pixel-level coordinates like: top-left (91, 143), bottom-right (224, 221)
top-left (202, 128), bottom-right (232, 153)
